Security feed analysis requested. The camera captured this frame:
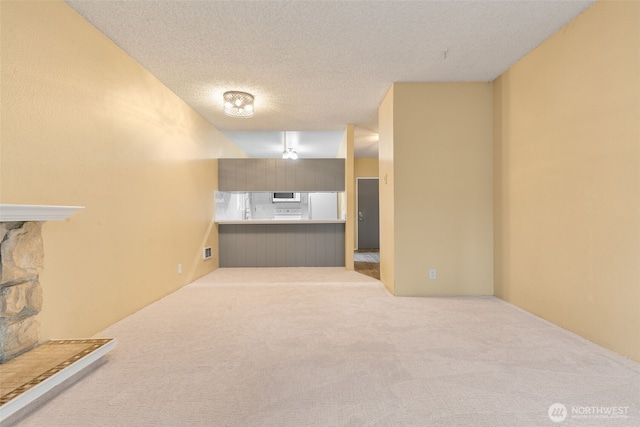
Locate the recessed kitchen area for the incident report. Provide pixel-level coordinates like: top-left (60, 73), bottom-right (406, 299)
top-left (215, 191), bottom-right (343, 222)
top-left (215, 158), bottom-right (347, 268)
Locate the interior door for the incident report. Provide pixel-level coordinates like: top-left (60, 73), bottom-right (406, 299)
top-left (357, 178), bottom-right (380, 249)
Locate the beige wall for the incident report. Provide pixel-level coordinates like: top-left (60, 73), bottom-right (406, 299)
top-left (338, 125), bottom-right (356, 270)
top-left (355, 158), bottom-right (379, 178)
top-left (494, 1), bottom-right (640, 362)
top-left (379, 83), bottom-right (494, 296)
top-left (0, 1), bottom-right (246, 340)
top-left (378, 87), bottom-right (395, 293)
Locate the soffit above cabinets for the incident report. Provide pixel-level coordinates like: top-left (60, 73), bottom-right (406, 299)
top-left (222, 131), bottom-right (344, 159)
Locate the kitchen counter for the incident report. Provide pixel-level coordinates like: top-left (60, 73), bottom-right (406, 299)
top-left (218, 221), bottom-right (345, 267)
top-left (216, 219), bottom-right (346, 225)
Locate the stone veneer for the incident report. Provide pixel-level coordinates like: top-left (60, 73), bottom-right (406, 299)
top-left (0, 222), bottom-right (44, 363)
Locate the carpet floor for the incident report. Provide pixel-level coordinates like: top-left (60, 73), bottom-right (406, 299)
top-left (14, 268), bottom-right (640, 426)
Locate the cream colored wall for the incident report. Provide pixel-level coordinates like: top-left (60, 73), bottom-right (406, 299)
top-left (0, 1), bottom-right (246, 340)
top-left (494, 0), bottom-right (640, 362)
top-left (393, 83), bottom-right (493, 296)
top-left (343, 125), bottom-right (355, 270)
top-left (337, 129), bottom-right (347, 218)
top-left (379, 83), bottom-right (493, 296)
top-left (354, 158), bottom-right (379, 178)
top-left (378, 86), bottom-right (395, 294)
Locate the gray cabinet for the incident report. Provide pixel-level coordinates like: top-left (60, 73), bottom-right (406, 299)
top-left (274, 159), bottom-right (287, 190)
top-left (218, 158), bottom-right (345, 191)
top-left (218, 158), bottom-right (237, 190)
top-left (264, 159), bottom-right (277, 189)
top-left (244, 159), bottom-right (264, 191)
top-left (285, 159), bottom-right (298, 190)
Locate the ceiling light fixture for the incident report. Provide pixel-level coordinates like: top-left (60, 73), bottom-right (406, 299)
top-left (282, 132), bottom-right (298, 160)
top-left (223, 91), bottom-right (254, 118)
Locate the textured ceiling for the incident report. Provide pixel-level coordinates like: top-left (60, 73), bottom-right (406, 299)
top-left (65, 0), bottom-right (595, 157)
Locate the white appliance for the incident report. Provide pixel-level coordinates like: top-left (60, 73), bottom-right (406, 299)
top-left (274, 208), bottom-right (302, 220)
top-left (308, 192), bottom-right (338, 220)
top-left (272, 192), bottom-right (301, 203)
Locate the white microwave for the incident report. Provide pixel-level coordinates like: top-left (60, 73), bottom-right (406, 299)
top-left (272, 192), bottom-right (301, 203)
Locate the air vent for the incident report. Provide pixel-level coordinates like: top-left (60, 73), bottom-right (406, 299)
top-left (203, 247), bottom-right (212, 260)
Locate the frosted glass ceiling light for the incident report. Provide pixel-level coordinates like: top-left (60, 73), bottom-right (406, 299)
top-left (223, 91), bottom-right (254, 118)
top-left (282, 132), bottom-right (298, 160)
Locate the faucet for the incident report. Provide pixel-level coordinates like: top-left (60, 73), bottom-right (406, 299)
top-left (243, 194), bottom-right (251, 220)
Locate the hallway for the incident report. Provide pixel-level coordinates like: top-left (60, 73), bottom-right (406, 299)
top-left (354, 250), bottom-right (380, 280)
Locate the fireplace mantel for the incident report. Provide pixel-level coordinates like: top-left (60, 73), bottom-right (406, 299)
top-left (0, 202), bottom-right (109, 421)
top-left (0, 204), bottom-right (84, 222)
top-left (1, 203), bottom-right (85, 365)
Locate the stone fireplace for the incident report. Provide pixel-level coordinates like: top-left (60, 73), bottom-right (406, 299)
top-left (0, 221), bottom-right (44, 362)
top-left (0, 204), bottom-right (83, 363)
top-left (0, 205), bottom-right (119, 424)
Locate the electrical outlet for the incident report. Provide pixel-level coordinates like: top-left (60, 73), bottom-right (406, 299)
top-left (429, 268), bottom-right (437, 280)
top-left (178, 264), bottom-right (182, 275)
top-left (203, 247), bottom-right (212, 260)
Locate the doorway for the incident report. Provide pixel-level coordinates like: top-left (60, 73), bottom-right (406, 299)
top-left (355, 178), bottom-right (380, 279)
top-left (357, 178), bottom-right (379, 249)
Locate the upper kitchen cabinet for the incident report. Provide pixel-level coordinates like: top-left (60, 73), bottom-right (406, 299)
top-left (218, 159), bottom-right (345, 191)
top-left (218, 158), bottom-right (237, 190)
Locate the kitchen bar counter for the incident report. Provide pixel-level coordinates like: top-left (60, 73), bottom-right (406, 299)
top-left (218, 221), bottom-right (345, 267)
top-left (216, 219), bottom-right (345, 225)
